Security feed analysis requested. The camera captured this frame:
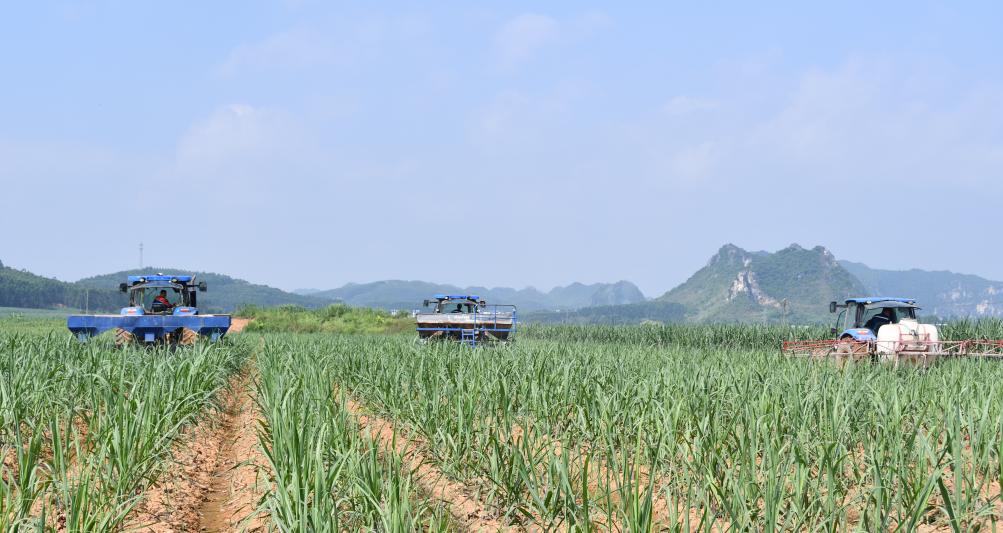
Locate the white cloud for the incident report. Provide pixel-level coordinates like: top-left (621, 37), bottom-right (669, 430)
top-left (638, 57), bottom-right (1003, 191)
top-left (493, 11), bottom-right (609, 70)
top-left (216, 17), bottom-right (433, 78)
top-left (217, 28), bottom-right (337, 77)
top-left (468, 83), bottom-right (593, 155)
top-left (170, 104), bottom-right (332, 211)
top-left (751, 61), bottom-right (889, 160)
top-left (494, 14), bottom-right (559, 68)
top-left (662, 96), bottom-right (719, 116)
top-left (475, 91), bottom-right (531, 139)
top-left (668, 142), bottom-right (717, 183)
top-left (176, 104), bottom-right (304, 175)
top-left (573, 10), bottom-right (611, 34)
top-left (746, 58), bottom-right (1003, 185)
top-left (169, 103), bottom-right (423, 208)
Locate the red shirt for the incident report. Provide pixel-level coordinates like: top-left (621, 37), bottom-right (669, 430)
top-left (154, 295), bottom-right (173, 307)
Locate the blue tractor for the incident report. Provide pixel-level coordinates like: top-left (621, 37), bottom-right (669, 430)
top-left (784, 297), bottom-right (1003, 365)
top-left (67, 274), bottom-right (231, 346)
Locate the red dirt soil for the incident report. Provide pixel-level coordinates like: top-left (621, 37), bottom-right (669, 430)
top-left (125, 369), bottom-right (269, 532)
top-left (197, 370), bottom-right (269, 533)
top-left (228, 318), bottom-right (251, 334)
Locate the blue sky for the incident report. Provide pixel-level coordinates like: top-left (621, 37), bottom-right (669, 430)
top-left (2, 2), bottom-right (1002, 296)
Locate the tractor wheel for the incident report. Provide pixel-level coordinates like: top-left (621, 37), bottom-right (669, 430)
top-left (115, 328), bottom-right (135, 348)
top-left (180, 328), bottom-right (199, 345)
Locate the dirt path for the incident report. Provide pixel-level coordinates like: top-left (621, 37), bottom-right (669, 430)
top-left (229, 317), bottom-right (251, 334)
top-left (344, 397), bottom-right (513, 532)
top-left (196, 372), bottom-right (268, 532)
top-left (125, 357), bottom-right (269, 531)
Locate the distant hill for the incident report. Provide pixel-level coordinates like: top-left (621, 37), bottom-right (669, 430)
top-left (0, 261), bottom-right (119, 311)
top-left (555, 281), bottom-right (646, 307)
top-left (1, 258), bottom-right (645, 315)
top-left (524, 301), bottom-right (687, 325)
top-left (311, 280), bottom-right (647, 312)
top-left (528, 246), bottom-right (1003, 324)
top-left (658, 244), bottom-right (865, 323)
top-left (292, 288), bottom-right (325, 296)
top-left (840, 261), bottom-right (1003, 318)
top-left (12, 250), bottom-right (1003, 322)
top-left (75, 268), bottom-right (330, 313)
top-left (312, 280), bottom-right (464, 311)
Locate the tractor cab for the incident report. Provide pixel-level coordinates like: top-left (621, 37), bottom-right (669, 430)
top-left (119, 274), bottom-right (207, 316)
top-left (422, 295), bottom-right (484, 314)
top-left (829, 297), bottom-right (920, 341)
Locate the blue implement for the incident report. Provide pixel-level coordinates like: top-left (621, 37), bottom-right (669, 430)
top-left (68, 314), bottom-right (231, 343)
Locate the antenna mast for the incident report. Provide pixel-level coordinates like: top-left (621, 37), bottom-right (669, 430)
top-left (139, 242), bottom-right (144, 269)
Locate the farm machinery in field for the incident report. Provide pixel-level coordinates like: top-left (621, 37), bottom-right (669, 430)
top-left (67, 274), bottom-right (230, 346)
top-left (782, 297), bottom-right (1003, 366)
top-left (415, 295), bottom-right (517, 346)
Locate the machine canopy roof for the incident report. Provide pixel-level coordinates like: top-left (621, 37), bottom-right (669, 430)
top-left (128, 275), bottom-right (194, 283)
top-left (862, 301), bottom-right (920, 310)
top-left (433, 294), bottom-right (480, 301)
top-left (845, 297), bottom-right (915, 304)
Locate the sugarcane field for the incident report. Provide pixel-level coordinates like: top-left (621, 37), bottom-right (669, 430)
top-left (5, 305), bottom-right (1003, 531)
top-left (5, 3), bottom-right (1003, 532)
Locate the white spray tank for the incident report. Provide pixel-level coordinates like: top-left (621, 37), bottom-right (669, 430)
top-left (875, 318), bottom-right (940, 354)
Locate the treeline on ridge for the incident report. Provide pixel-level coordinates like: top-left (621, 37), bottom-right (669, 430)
top-left (0, 261), bottom-right (120, 311)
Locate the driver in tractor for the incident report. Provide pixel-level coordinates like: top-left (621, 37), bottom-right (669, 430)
top-left (864, 307), bottom-right (896, 334)
top-left (153, 290), bottom-right (175, 311)
top-left (451, 303), bottom-right (464, 313)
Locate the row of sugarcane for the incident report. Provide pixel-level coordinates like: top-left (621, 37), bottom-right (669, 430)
top-left (0, 330), bottom-right (247, 530)
top-left (263, 330), bottom-right (1003, 531)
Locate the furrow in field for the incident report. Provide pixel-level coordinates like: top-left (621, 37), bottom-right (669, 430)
top-left (197, 367), bottom-right (269, 533)
top-left (125, 347), bottom-right (269, 532)
top-left (123, 390), bottom-right (232, 531)
top-left (122, 372), bottom-right (240, 532)
top-left (343, 397), bottom-right (516, 532)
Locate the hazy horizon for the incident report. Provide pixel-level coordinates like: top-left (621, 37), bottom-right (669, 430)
top-left (4, 3), bottom-right (1003, 296)
top-left (5, 240), bottom-right (1003, 299)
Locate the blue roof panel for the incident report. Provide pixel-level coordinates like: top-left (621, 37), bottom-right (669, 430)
top-left (845, 297), bottom-right (916, 304)
top-left (128, 275), bottom-right (194, 283)
top-left (433, 294), bottom-right (480, 301)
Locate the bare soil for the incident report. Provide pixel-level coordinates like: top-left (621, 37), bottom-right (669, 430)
top-left (344, 397), bottom-right (513, 533)
top-left (229, 318), bottom-right (251, 334)
top-left (197, 369), bottom-right (269, 533)
top-left (124, 369), bottom-right (269, 532)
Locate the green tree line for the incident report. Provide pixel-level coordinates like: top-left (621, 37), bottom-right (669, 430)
top-left (0, 263), bottom-right (121, 311)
